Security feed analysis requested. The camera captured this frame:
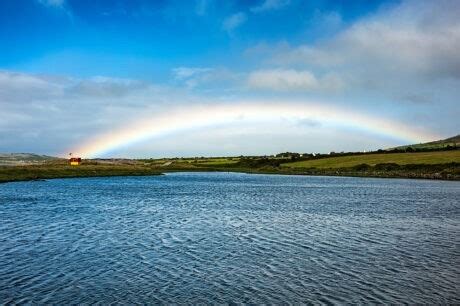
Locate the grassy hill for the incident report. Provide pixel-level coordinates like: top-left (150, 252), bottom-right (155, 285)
top-left (282, 151), bottom-right (460, 169)
top-left (393, 135), bottom-right (460, 150)
top-left (0, 153), bottom-right (59, 166)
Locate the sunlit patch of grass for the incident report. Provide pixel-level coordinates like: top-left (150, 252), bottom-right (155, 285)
top-left (282, 151), bottom-right (460, 169)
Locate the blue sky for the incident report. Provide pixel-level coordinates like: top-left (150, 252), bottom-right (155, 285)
top-left (0, 0), bottom-right (459, 157)
top-left (1, 0), bottom-right (392, 77)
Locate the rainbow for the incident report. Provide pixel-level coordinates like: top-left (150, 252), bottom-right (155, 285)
top-left (69, 101), bottom-right (440, 158)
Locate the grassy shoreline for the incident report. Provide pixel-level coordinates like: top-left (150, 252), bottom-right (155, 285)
top-left (0, 164), bottom-right (163, 183)
top-left (1, 150), bottom-right (459, 183)
top-left (1, 161), bottom-right (459, 183)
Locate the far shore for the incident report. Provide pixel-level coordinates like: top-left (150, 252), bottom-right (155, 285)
top-left (1, 162), bottom-right (459, 184)
top-left (1, 150), bottom-right (459, 183)
top-left (0, 164), bottom-right (163, 184)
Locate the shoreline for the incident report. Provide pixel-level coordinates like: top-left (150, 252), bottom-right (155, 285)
top-left (1, 166), bottom-right (459, 184)
top-left (1, 153), bottom-right (459, 184)
top-left (0, 164), bottom-right (163, 184)
top-left (0, 172), bottom-right (164, 184)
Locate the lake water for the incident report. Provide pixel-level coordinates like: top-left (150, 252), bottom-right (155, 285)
top-left (0, 172), bottom-right (459, 304)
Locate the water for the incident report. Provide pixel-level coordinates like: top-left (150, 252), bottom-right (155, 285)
top-left (0, 172), bottom-right (459, 304)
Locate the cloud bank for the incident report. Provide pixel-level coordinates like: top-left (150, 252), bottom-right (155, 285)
top-left (271, 0), bottom-right (460, 84)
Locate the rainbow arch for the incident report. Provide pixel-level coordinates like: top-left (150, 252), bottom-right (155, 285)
top-left (69, 101), bottom-right (439, 158)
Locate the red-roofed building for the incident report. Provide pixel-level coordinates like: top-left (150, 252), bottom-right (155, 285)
top-left (69, 157), bottom-right (81, 166)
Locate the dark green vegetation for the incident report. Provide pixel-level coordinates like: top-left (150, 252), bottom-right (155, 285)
top-left (1, 136), bottom-right (460, 183)
top-left (140, 151), bottom-right (459, 181)
top-left (0, 159), bottom-right (162, 183)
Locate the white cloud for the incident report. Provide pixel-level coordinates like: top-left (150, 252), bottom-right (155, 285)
top-left (273, 0), bottom-right (460, 81)
top-left (222, 12), bottom-right (247, 32)
top-left (247, 0), bottom-right (460, 117)
top-left (172, 67), bottom-right (238, 89)
top-left (172, 67), bottom-right (213, 81)
top-left (247, 69), bottom-right (343, 92)
top-left (172, 67), bottom-right (215, 88)
top-left (251, 0), bottom-right (290, 13)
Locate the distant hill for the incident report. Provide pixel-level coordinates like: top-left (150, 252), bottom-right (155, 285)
top-left (0, 153), bottom-right (59, 166)
top-left (393, 135), bottom-right (459, 150)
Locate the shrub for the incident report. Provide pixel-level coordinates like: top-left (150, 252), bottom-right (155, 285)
top-left (352, 163), bottom-right (371, 171)
top-left (374, 163), bottom-right (400, 171)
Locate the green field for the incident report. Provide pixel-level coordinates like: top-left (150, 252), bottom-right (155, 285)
top-left (0, 163), bottom-right (162, 183)
top-left (282, 151), bottom-right (460, 169)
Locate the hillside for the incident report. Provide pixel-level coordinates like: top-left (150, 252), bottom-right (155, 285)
top-left (394, 135), bottom-right (460, 150)
top-left (0, 153), bottom-right (59, 166)
top-left (282, 151), bottom-right (460, 169)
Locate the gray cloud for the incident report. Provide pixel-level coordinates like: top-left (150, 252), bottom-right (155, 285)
top-left (400, 93), bottom-right (433, 105)
top-left (68, 76), bottom-right (148, 98)
top-left (0, 71), bottom-right (197, 155)
top-left (247, 69), bottom-right (344, 92)
top-left (0, 71), bottom-right (64, 103)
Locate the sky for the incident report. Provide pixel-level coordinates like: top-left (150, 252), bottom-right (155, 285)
top-left (0, 0), bottom-right (459, 158)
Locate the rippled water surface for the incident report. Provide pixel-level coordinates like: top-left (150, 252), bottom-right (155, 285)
top-left (1, 173), bottom-right (459, 304)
